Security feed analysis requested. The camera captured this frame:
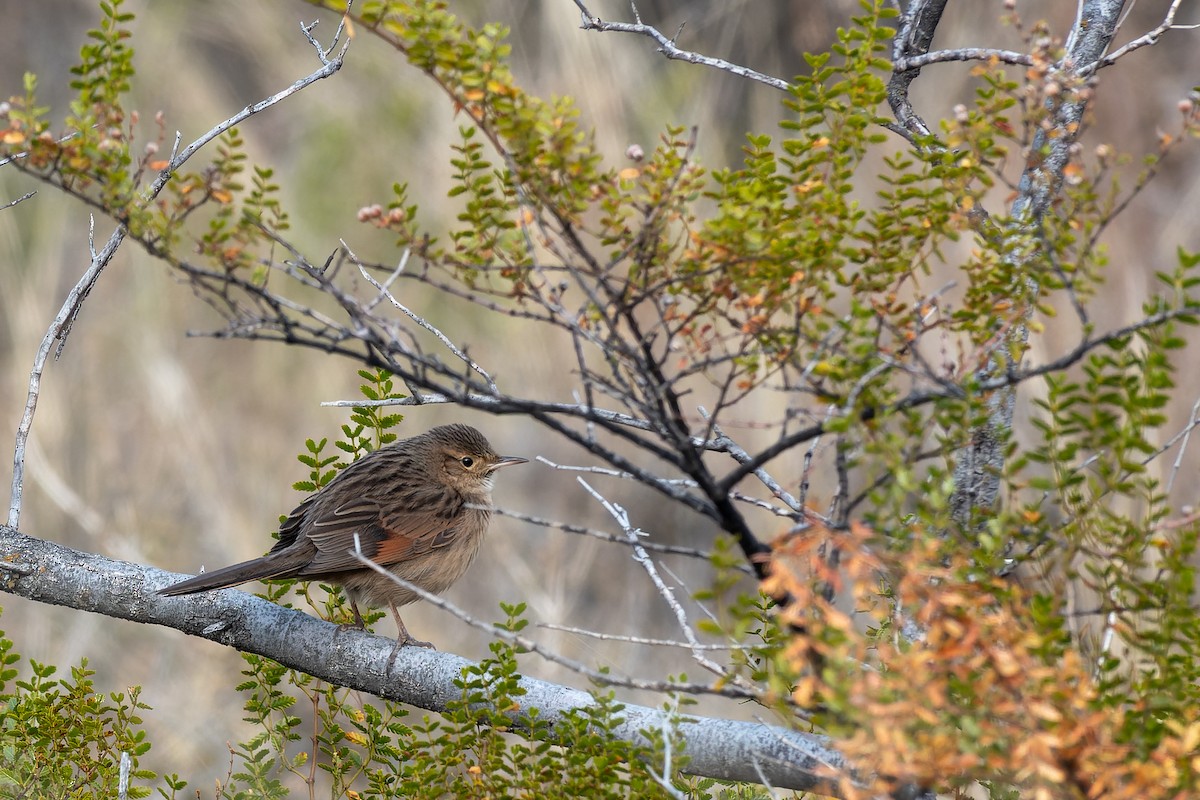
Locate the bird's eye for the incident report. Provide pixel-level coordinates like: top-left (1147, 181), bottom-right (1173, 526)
top-left (460, 456), bottom-right (475, 468)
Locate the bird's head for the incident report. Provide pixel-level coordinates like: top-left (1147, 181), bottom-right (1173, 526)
top-left (426, 424), bottom-right (527, 494)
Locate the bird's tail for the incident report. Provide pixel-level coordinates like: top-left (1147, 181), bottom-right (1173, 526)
top-left (158, 555), bottom-right (299, 596)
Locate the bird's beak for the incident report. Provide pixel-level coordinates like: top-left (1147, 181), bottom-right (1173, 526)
top-left (490, 455), bottom-right (528, 471)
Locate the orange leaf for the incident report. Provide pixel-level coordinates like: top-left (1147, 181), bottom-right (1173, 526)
top-left (741, 314), bottom-right (768, 334)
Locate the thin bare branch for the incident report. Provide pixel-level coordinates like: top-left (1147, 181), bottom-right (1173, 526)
top-left (572, 0), bottom-right (791, 92)
top-left (719, 303), bottom-right (1200, 494)
top-left (345, 533), bottom-right (757, 699)
top-left (1, 190), bottom-right (35, 210)
top-left (9, 218), bottom-right (122, 528)
top-left (358, 263), bottom-right (500, 395)
top-left (578, 477), bottom-right (749, 687)
top-left (537, 622), bottom-right (746, 650)
top-left (893, 46), bottom-right (1032, 72)
top-left (1164, 395), bottom-right (1200, 497)
top-left (1086, 0), bottom-right (1199, 74)
top-left (482, 504), bottom-right (753, 571)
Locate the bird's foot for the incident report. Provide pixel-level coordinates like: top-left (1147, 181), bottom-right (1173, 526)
top-left (386, 633), bottom-right (435, 671)
top-left (402, 634), bottom-right (435, 650)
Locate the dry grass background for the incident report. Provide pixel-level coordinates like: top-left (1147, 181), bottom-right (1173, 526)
top-left (1, 0), bottom-right (1198, 787)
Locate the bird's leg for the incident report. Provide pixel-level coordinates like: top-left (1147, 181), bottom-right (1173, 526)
top-left (386, 602), bottom-right (434, 669)
top-left (350, 600), bottom-right (368, 630)
top-left (334, 598), bottom-right (368, 634)
top-left (390, 602), bottom-right (434, 648)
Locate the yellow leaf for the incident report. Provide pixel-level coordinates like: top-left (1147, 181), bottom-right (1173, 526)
top-left (210, 189), bottom-right (233, 203)
top-left (1028, 702), bottom-right (1062, 722)
top-left (618, 167), bottom-right (640, 181)
top-left (992, 648), bottom-right (1020, 677)
top-left (1035, 761), bottom-right (1065, 782)
top-left (792, 675), bottom-right (817, 706)
top-left (2, 129), bottom-right (25, 145)
top-left (1179, 721), bottom-right (1200, 752)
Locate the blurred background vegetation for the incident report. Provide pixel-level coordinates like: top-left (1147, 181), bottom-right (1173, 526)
top-left (1, 0), bottom-right (1197, 786)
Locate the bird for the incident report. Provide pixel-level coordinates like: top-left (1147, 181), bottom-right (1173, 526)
top-left (159, 423), bottom-right (527, 650)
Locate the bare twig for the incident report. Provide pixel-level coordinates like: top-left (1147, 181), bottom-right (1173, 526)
top-left (577, 478), bottom-right (749, 688)
top-left (321, 395), bottom-right (722, 450)
top-left (344, 536), bottom-right (760, 700)
top-left (7, 14), bottom-right (353, 529)
top-left (701, 407), bottom-right (802, 516)
top-left (482, 504), bottom-right (752, 570)
top-left (300, 7), bottom-right (353, 67)
top-left (1, 190), bottom-right (35, 210)
top-left (358, 263), bottom-right (499, 395)
top-left (572, 0), bottom-right (791, 92)
top-left (719, 303), bottom-right (1200, 494)
top-left (537, 622), bottom-right (745, 650)
top-left (145, 18), bottom-right (347, 200)
top-left (893, 46), bottom-right (1032, 72)
top-left (647, 702), bottom-right (690, 800)
top-left (1164, 396), bottom-right (1200, 497)
top-left (9, 217), bottom-right (122, 528)
top-left (537, 455), bottom-right (694, 485)
top-left (1085, 0), bottom-right (1199, 74)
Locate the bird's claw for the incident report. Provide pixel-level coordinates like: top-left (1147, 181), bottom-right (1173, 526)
top-left (386, 634), bottom-right (436, 671)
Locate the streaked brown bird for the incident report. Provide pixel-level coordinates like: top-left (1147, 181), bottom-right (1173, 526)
top-left (159, 424), bottom-right (526, 648)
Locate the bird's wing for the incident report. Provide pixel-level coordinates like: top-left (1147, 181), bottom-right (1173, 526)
top-left (270, 492), bottom-right (319, 554)
top-left (297, 496), bottom-right (464, 575)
